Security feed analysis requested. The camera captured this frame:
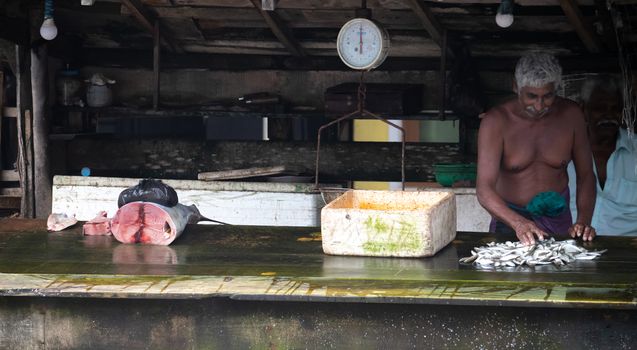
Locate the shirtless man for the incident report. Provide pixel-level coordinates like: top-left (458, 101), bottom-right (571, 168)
top-left (476, 52), bottom-right (597, 245)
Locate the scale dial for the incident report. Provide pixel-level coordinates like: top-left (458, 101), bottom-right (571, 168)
top-left (336, 18), bottom-right (390, 70)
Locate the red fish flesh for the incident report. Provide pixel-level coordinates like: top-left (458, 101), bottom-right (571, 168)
top-left (111, 202), bottom-right (203, 245)
top-left (82, 211), bottom-right (112, 236)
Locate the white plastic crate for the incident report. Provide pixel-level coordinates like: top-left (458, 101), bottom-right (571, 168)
top-left (321, 190), bottom-right (456, 257)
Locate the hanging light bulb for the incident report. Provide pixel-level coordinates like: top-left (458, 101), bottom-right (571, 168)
top-left (40, 0), bottom-right (58, 40)
top-left (40, 18), bottom-right (57, 40)
top-left (495, 0), bottom-right (514, 28)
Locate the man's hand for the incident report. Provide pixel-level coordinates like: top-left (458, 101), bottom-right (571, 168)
top-left (568, 223), bottom-right (596, 241)
top-left (512, 220), bottom-right (549, 245)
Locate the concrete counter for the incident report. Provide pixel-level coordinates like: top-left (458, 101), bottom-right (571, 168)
top-left (0, 219), bottom-right (635, 349)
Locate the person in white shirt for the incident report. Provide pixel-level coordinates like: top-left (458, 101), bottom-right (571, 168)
top-left (568, 75), bottom-right (637, 236)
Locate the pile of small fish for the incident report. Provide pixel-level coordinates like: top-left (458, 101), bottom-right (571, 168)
top-left (459, 238), bottom-right (606, 267)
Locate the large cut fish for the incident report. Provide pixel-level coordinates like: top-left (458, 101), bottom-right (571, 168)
top-left (110, 202), bottom-right (205, 245)
top-left (109, 179), bottom-right (227, 245)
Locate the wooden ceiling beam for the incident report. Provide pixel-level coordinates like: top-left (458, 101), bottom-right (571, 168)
top-left (406, 0), bottom-right (454, 58)
top-left (77, 49), bottom-right (626, 73)
top-left (559, 0), bottom-right (603, 53)
top-left (249, 0), bottom-right (307, 56)
top-left (120, 0), bottom-right (183, 53)
top-left (407, 0), bottom-right (443, 45)
top-left (158, 1), bottom-right (598, 9)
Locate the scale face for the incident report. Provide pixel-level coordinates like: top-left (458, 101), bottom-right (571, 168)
top-left (336, 18), bottom-right (390, 70)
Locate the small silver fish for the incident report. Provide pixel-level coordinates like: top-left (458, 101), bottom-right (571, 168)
top-left (459, 238), bottom-right (606, 268)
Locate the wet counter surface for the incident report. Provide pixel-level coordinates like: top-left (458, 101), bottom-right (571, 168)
top-left (0, 218), bottom-right (636, 309)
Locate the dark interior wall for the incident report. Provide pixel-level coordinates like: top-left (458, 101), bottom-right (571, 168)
top-left (6, 58), bottom-right (516, 115)
top-left (75, 66), bottom-right (446, 110)
top-left (46, 63), bottom-right (514, 180)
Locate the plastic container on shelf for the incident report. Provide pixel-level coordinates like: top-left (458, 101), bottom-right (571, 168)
top-left (56, 67), bottom-right (83, 106)
top-left (86, 84), bottom-right (113, 107)
top-left (86, 73), bottom-right (116, 107)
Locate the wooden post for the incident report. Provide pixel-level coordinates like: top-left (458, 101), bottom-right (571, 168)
top-left (24, 109), bottom-right (33, 190)
top-left (31, 44), bottom-right (52, 218)
top-left (15, 44), bottom-right (34, 218)
top-left (0, 70), bottom-right (4, 172)
top-left (153, 20), bottom-right (160, 110)
top-left (438, 29), bottom-right (447, 120)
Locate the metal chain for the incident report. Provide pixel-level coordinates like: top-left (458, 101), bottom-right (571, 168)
top-left (357, 70), bottom-right (366, 114)
top-left (315, 69), bottom-right (406, 190)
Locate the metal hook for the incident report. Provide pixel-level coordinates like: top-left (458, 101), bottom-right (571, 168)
top-left (315, 72), bottom-right (406, 190)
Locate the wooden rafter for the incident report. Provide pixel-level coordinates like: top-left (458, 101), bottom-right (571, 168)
top-left (559, 0), bottom-right (603, 53)
top-left (406, 0), bottom-right (453, 58)
top-left (249, 0), bottom-right (307, 57)
top-left (593, 0), bottom-right (617, 52)
top-left (120, 0), bottom-right (182, 53)
top-left (77, 49), bottom-right (626, 72)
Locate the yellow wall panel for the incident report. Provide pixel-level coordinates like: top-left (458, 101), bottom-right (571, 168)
top-left (353, 120), bottom-right (389, 142)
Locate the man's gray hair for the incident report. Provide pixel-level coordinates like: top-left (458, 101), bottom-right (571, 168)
top-left (514, 52), bottom-right (562, 90)
top-left (580, 75), bottom-right (622, 104)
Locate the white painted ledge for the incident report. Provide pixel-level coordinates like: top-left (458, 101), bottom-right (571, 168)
top-left (52, 176), bottom-right (491, 231)
top-left (52, 176), bottom-right (326, 227)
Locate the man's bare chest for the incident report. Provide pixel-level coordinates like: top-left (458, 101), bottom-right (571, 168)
top-left (502, 122), bottom-right (573, 170)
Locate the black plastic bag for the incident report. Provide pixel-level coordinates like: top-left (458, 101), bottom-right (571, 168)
top-left (117, 179), bottom-right (179, 208)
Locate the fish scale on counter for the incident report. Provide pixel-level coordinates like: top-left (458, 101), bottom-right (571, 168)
top-left (459, 238), bottom-right (606, 267)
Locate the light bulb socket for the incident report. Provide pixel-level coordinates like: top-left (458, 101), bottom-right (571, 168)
top-left (44, 0), bottom-right (55, 18)
top-left (497, 0), bottom-right (514, 16)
